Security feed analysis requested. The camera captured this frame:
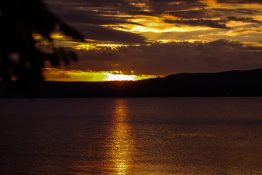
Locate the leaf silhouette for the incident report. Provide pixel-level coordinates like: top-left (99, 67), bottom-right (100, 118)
top-left (0, 0), bottom-right (85, 92)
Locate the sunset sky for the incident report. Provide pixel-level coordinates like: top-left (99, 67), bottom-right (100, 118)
top-left (44, 0), bottom-right (262, 81)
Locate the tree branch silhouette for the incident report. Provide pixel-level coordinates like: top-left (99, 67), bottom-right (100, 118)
top-left (0, 0), bottom-right (84, 90)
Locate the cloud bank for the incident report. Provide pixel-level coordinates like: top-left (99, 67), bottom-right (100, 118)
top-left (67, 40), bottom-right (262, 75)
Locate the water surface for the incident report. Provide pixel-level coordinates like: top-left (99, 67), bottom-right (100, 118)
top-left (0, 98), bottom-right (262, 175)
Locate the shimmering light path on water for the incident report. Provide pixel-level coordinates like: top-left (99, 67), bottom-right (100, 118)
top-left (110, 99), bottom-right (133, 175)
top-left (0, 98), bottom-right (262, 175)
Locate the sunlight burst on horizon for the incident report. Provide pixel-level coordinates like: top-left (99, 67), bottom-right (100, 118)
top-left (106, 74), bottom-right (136, 81)
top-left (44, 68), bottom-right (158, 82)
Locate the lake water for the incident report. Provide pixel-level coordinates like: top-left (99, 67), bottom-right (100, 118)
top-left (0, 98), bottom-right (262, 175)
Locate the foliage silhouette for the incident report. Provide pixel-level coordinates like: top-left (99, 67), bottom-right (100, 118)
top-left (0, 0), bottom-right (84, 90)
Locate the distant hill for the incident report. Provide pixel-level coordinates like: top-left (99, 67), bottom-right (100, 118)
top-left (1, 68), bottom-right (262, 97)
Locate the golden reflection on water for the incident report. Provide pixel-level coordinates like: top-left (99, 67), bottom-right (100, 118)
top-left (110, 99), bottom-right (133, 175)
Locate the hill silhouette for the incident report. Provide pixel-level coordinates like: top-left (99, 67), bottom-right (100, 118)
top-left (1, 68), bottom-right (262, 97)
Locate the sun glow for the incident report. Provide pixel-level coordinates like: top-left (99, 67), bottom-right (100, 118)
top-left (44, 68), bottom-right (157, 82)
top-left (106, 74), bottom-right (136, 81)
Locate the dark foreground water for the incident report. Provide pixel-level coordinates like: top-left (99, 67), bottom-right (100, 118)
top-left (0, 98), bottom-right (262, 175)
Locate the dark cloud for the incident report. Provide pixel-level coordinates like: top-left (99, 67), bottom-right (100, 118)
top-left (72, 40), bottom-right (262, 75)
top-left (148, 0), bottom-right (262, 30)
top-left (227, 16), bottom-right (262, 23)
top-left (148, 0), bottom-right (206, 14)
top-left (53, 9), bottom-right (140, 26)
top-left (165, 19), bottom-right (229, 29)
top-left (72, 24), bottom-right (145, 43)
top-left (45, 0), bottom-right (262, 37)
top-left (171, 7), bottom-right (259, 19)
top-left (45, 0), bottom-right (146, 43)
top-left (165, 6), bottom-right (261, 27)
top-left (217, 0), bottom-right (262, 4)
top-left (212, 8), bottom-right (259, 16)
top-left (46, 0), bottom-right (147, 15)
top-left (171, 9), bottom-right (211, 19)
top-left (166, 13), bottom-right (261, 29)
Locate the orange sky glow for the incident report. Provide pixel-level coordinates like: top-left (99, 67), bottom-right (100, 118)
top-left (42, 0), bottom-right (262, 81)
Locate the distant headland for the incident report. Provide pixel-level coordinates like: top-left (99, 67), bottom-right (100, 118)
top-left (1, 68), bottom-right (262, 98)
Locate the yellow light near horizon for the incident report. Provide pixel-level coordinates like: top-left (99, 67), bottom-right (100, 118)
top-left (44, 68), bottom-right (157, 82)
top-left (106, 73), bottom-right (136, 81)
